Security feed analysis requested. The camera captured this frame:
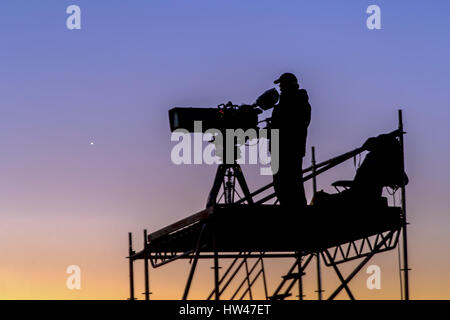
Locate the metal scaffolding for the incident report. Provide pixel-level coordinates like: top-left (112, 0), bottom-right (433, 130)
top-left (127, 110), bottom-right (410, 300)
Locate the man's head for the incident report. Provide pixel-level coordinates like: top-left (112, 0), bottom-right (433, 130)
top-left (274, 72), bottom-right (299, 92)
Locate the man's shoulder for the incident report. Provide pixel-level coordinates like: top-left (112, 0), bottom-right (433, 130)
top-left (297, 88), bottom-right (309, 100)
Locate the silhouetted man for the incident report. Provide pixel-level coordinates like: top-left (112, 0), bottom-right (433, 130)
top-left (270, 73), bottom-right (311, 208)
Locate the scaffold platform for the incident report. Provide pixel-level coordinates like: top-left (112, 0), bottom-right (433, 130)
top-left (132, 204), bottom-right (401, 259)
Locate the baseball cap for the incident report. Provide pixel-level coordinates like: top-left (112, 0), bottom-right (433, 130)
top-left (274, 72), bottom-right (298, 84)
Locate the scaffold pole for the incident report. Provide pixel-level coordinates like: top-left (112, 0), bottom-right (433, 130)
top-left (128, 232), bottom-right (135, 300)
top-left (398, 109), bottom-right (410, 300)
top-left (143, 229), bottom-right (150, 300)
top-left (312, 146), bottom-right (323, 300)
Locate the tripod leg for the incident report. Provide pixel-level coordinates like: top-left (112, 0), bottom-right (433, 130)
top-left (234, 165), bottom-right (254, 204)
top-left (206, 165), bottom-right (227, 207)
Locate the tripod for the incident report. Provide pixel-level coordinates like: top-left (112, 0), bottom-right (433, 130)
top-left (205, 138), bottom-right (256, 207)
top-left (206, 163), bottom-right (254, 207)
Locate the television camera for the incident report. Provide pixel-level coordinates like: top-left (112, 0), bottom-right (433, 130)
top-left (168, 88), bottom-right (280, 206)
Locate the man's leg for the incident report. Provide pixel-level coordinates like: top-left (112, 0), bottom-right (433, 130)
top-left (273, 157), bottom-right (307, 208)
top-left (273, 169), bottom-right (284, 205)
top-left (282, 157), bottom-right (306, 208)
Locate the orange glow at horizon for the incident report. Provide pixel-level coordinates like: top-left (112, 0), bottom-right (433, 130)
top-left (1, 214), bottom-right (449, 300)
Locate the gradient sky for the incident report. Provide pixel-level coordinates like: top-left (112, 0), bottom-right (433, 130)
top-left (1, 0), bottom-right (450, 299)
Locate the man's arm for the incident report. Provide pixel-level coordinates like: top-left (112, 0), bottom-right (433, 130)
top-left (299, 89), bottom-right (311, 128)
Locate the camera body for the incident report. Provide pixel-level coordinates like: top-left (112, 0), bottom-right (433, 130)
top-left (168, 103), bottom-right (261, 133)
top-left (168, 88), bottom-right (279, 133)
